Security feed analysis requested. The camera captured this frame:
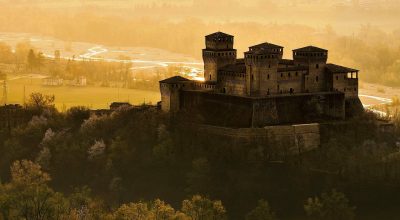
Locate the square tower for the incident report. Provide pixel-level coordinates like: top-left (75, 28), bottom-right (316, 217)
top-left (202, 32), bottom-right (237, 82)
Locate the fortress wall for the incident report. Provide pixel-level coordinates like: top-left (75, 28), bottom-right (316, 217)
top-left (181, 91), bottom-right (254, 127)
top-left (198, 123), bottom-right (321, 155)
top-left (252, 95), bottom-right (319, 126)
top-left (323, 93), bottom-right (346, 119)
top-left (182, 90), bottom-right (346, 127)
top-left (345, 97), bottom-right (364, 118)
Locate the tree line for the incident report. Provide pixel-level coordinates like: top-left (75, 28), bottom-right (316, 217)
top-left (0, 93), bottom-right (399, 219)
top-left (0, 160), bottom-right (356, 220)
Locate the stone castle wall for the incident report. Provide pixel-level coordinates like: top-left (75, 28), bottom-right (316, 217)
top-left (197, 123), bottom-right (321, 155)
top-left (181, 90), bottom-right (346, 128)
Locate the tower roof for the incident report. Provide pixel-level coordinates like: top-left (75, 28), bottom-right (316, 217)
top-left (159, 76), bottom-right (190, 84)
top-left (293, 46), bottom-right (327, 52)
top-left (326, 64), bottom-right (358, 73)
top-left (249, 42), bottom-right (283, 50)
top-left (205, 32), bottom-right (234, 40)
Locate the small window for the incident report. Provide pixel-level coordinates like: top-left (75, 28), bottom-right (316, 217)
top-left (281, 73), bottom-right (283, 78)
top-left (316, 64), bottom-right (319, 69)
top-left (336, 76), bottom-right (339, 80)
top-left (267, 74), bottom-right (270, 79)
top-left (316, 76), bottom-right (319, 82)
top-left (347, 72), bottom-right (352, 78)
top-left (251, 75), bottom-right (254, 81)
top-left (288, 72), bottom-right (291, 77)
top-left (295, 72), bottom-right (298, 76)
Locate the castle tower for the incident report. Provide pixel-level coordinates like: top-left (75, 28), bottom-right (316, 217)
top-left (159, 76), bottom-right (190, 113)
top-left (202, 32), bottom-right (237, 82)
top-left (293, 46), bottom-right (328, 92)
top-left (244, 43), bottom-right (283, 96)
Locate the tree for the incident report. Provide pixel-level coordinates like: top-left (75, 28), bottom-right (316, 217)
top-left (27, 92), bottom-right (55, 110)
top-left (112, 199), bottom-right (185, 220)
top-left (113, 202), bottom-right (150, 220)
top-left (181, 195), bottom-right (227, 220)
top-left (149, 199), bottom-right (176, 220)
top-left (15, 41), bottom-right (33, 67)
top-left (304, 189), bottom-right (355, 220)
top-left (27, 49), bottom-right (37, 70)
top-left (54, 50), bottom-right (61, 62)
top-left (0, 42), bottom-right (14, 63)
top-left (246, 200), bottom-right (278, 220)
top-left (186, 158), bottom-right (211, 194)
top-left (87, 139), bottom-right (106, 160)
top-left (68, 186), bottom-right (106, 220)
top-left (65, 106), bottom-right (91, 129)
top-left (36, 52), bottom-right (45, 70)
top-left (0, 160), bottom-right (68, 219)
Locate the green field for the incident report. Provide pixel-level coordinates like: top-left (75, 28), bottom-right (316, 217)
top-left (7, 78), bottom-right (161, 111)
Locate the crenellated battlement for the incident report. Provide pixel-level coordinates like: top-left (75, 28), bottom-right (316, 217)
top-left (159, 32), bottom-right (364, 126)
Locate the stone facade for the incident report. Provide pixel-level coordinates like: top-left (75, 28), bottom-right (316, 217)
top-left (197, 123), bottom-right (321, 156)
top-left (159, 32), bottom-right (363, 128)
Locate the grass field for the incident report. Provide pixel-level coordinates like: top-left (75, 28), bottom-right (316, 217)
top-left (7, 78), bottom-right (161, 111)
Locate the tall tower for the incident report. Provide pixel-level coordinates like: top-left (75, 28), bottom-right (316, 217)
top-left (159, 76), bottom-right (190, 113)
top-left (244, 42), bottom-right (283, 96)
top-left (202, 32), bottom-right (237, 82)
top-left (293, 46), bottom-right (328, 92)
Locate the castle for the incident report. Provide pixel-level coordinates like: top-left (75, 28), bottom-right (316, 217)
top-left (160, 32), bottom-right (363, 128)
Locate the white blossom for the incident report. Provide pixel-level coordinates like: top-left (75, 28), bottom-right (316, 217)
top-left (88, 139), bottom-right (106, 160)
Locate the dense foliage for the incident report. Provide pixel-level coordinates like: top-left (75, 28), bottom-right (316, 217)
top-left (0, 95), bottom-right (399, 219)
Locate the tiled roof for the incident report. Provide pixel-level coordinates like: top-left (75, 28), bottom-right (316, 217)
top-left (249, 42), bottom-right (283, 50)
top-left (206, 32), bottom-right (233, 39)
top-left (293, 46), bottom-right (327, 52)
top-left (159, 76), bottom-right (190, 84)
top-left (326, 64), bottom-right (358, 73)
